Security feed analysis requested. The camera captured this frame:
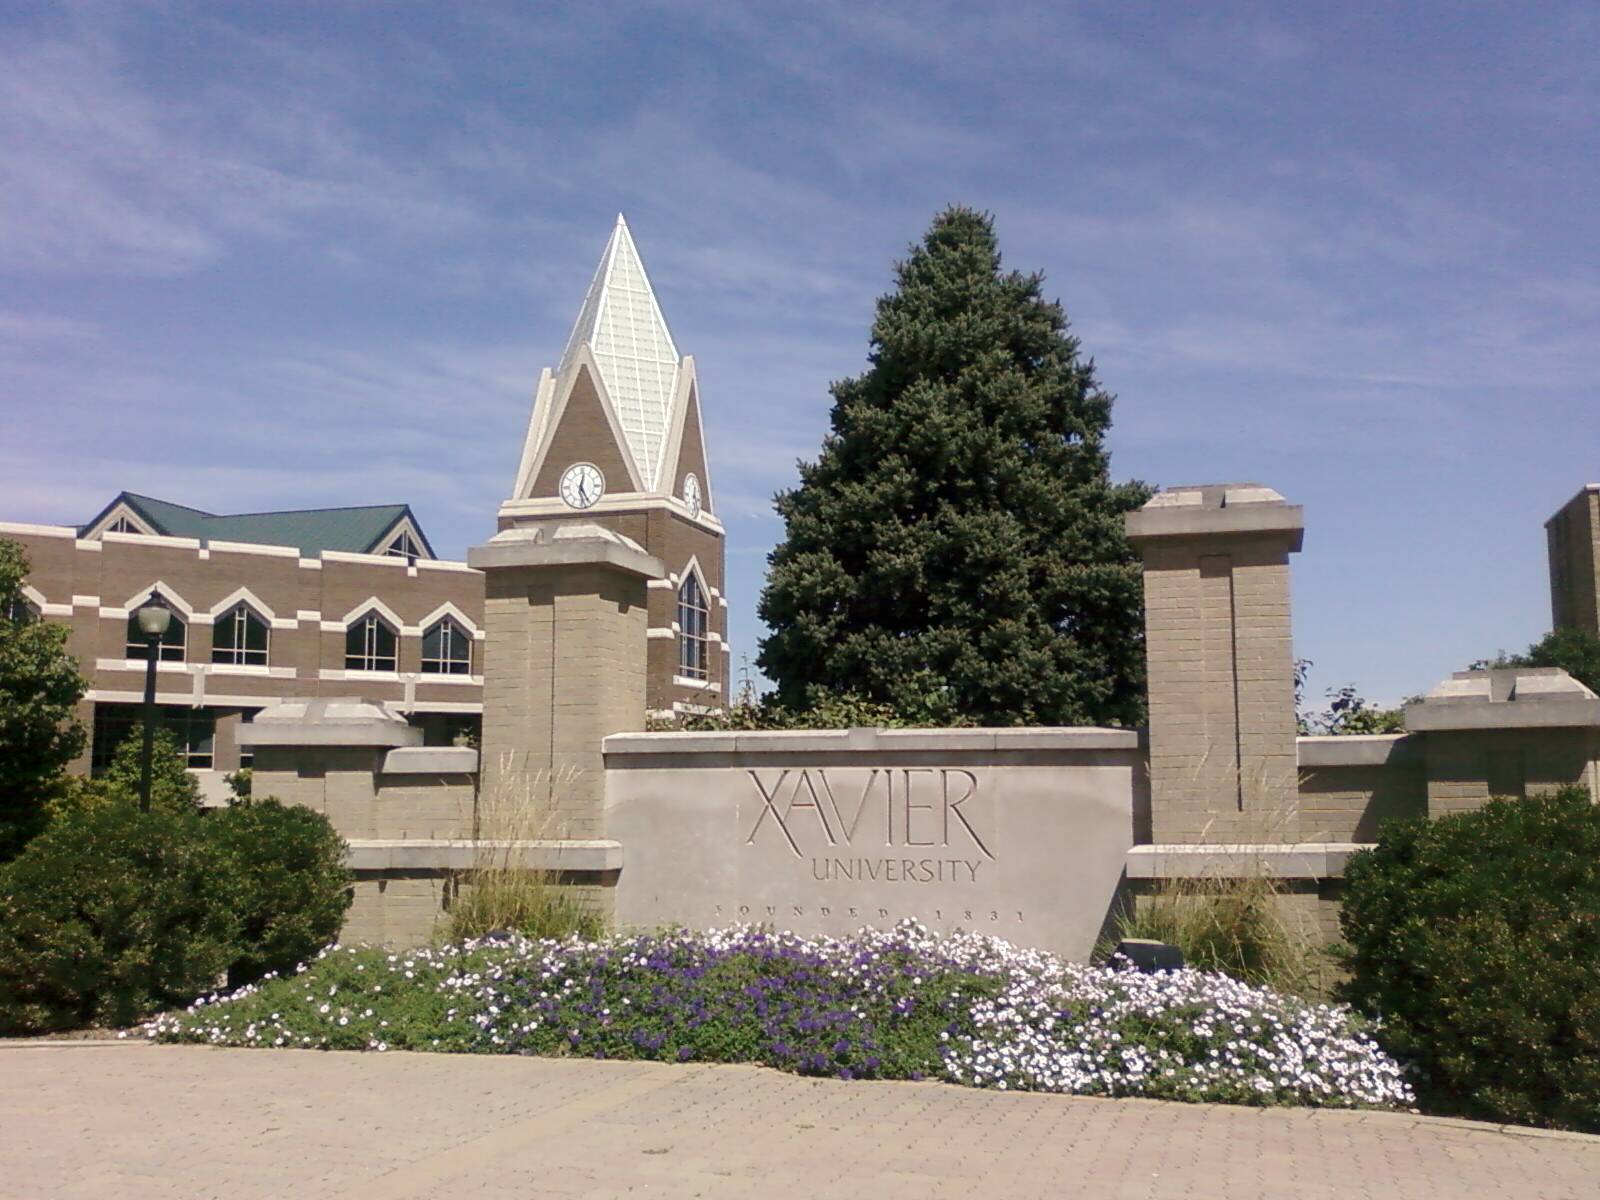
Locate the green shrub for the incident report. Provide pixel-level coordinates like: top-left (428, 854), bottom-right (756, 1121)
top-left (0, 803), bottom-right (237, 1033)
top-left (208, 799), bottom-right (351, 987)
top-left (48, 730), bottom-right (201, 821)
top-left (1339, 787), bottom-right (1600, 1131)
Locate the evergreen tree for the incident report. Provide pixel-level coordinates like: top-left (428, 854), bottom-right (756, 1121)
top-left (758, 207), bottom-right (1150, 726)
top-left (0, 538), bottom-right (87, 859)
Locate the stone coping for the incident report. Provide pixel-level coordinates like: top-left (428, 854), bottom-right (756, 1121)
top-left (604, 727), bottom-right (1142, 757)
top-left (380, 746), bottom-right (480, 775)
top-left (1406, 695), bottom-right (1600, 731)
top-left (1125, 485), bottom-right (1304, 549)
top-left (467, 523), bottom-right (664, 580)
top-left (345, 839), bottom-right (621, 872)
top-left (1296, 734), bottom-right (1421, 768)
top-left (239, 698), bottom-right (423, 749)
top-left (1126, 843), bottom-right (1370, 880)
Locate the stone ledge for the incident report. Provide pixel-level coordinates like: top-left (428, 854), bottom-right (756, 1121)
top-left (604, 727), bottom-right (1142, 758)
top-left (1406, 696), bottom-right (1600, 731)
top-left (239, 698), bottom-right (422, 749)
top-left (1296, 734), bottom-right (1422, 768)
top-left (346, 839), bottom-right (622, 872)
top-left (467, 523), bottom-right (664, 580)
top-left (381, 746), bottom-right (480, 775)
top-left (1126, 843), bottom-right (1371, 880)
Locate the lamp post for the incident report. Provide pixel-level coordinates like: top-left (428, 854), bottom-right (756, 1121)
top-left (135, 601), bottom-right (172, 812)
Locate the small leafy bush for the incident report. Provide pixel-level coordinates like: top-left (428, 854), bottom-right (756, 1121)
top-left (1339, 787), bottom-right (1600, 1131)
top-left (208, 799), bottom-right (351, 987)
top-left (47, 730), bottom-right (202, 821)
top-left (0, 803), bottom-right (237, 1033)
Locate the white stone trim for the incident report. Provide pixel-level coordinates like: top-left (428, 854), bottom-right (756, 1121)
top-left (206, 664), bottom-right (297, 680)
top-left (334, 597), bottom-right (405, 630)
top-left (646, 627), bottom-right (676, 640)
top-left (95, 657), bottom-right (193, 674)
top-left (673, 675), bottom-right (720, 692)
top-left (72, 594), bottom-right (100, 607)
top-left (319, 668), bottom-right (402, 682)
top-left (103, 530), bottom-right (200, 550)
top-left (400, 699), bottom-right (482, 714)
top-left (110, 580), bottom-right (199, 621)
top-left (321, 549), bottom-right (407, 568)
top-left (299, 558), bottom-right (323, 570)
top-left (205, 585), bottom-right (280, 624)
top-left (19, 583), bottom-right (72, 617)
top-left (86, 688), bottom-right (275, 709)
top-left (414, 558), bottom-right (479, 575)
top-left (0, 520), bottom-right (76, 539)
top-left (497, 495), bottom-right (726, 536)
top-left (76, 540), bottom-right (102, 552)
top-left (206, 539), bottom-right (300, 559)
top-left (416, 600), bottom-right (481, 637)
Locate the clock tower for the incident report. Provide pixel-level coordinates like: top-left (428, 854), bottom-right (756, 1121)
top-left (497, 215), bottom-right (728, 716)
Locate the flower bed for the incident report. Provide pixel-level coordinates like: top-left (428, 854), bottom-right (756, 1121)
top-left (146, 922), bottom-right (1412, 1109)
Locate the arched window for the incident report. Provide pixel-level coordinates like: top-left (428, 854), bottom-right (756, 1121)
top-left (125, 593), bottom-right (186, 661)
top-left (421, 617), bottom-right (471, 675)
top-left (677, 573), bottom-right (709, 681)
top-left (212, 603), bottom-right (269, 666)
top-left (345, 611), bottom-right (398, 672)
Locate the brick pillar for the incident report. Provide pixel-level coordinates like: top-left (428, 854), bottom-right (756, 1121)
top-left (1126, 484), bottom-right (1304, 843)
top-left (467, 523), bottom-right (663, 839)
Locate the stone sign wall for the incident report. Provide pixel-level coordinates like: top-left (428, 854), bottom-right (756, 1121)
top-left (603, 728), bottom-right (1146, 960)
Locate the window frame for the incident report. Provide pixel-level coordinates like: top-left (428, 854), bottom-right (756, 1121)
top-left (211, 602), bottom-right (270, 667)
top-left (344, 610), bottom-right (399, 672)
top-left (420, 617), bottom-right (472, 676)
top-left (677, 572), bottom-right (710, 681)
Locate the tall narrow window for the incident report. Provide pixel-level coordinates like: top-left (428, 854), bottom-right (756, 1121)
top-left (3, 594), bottom-right (37, 624)
top-left (386, 531), bottom-right (420, 559)
top-left (126, 594), bottom-right (186, 661)
top-left (677, 573), bottom-right (709, 680)
top-left (421, 617), bottom-right (471, 675)
top-left (212, 603), bottom-right (269, 666)
top-left (344, 611), bottom-right (398, 671)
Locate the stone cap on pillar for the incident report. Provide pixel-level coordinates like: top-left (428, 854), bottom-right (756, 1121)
top-left (467, 522), bottom-right (665, 579)
top-left (237, 697), bottom-right (423, 748)
top-left (1124, 483), bottom-right (1304, 551)
top-left (1405, 666), bottom-right (1600, 731)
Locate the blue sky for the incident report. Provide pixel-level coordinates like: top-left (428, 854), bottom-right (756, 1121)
top-left (3, 1), bottom-right (1597, 710)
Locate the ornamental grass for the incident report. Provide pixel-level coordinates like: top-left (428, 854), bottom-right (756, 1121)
top-left (147, 922), bottom-right (1411, 1110)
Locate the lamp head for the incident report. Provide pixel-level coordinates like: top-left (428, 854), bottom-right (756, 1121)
top-left (136, 603), bottom-right (172, 638)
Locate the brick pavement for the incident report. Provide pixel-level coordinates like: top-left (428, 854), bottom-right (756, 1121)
top-left (3, 1042), bottom-right (1597, 1199)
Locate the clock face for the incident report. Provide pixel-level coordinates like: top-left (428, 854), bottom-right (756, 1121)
top-left (682, 473), bottom-right (702, 517)
top-left (559, 463), bottom-right (604, 509)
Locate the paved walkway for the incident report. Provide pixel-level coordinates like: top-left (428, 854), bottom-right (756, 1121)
top-left (3, 1043), bottom-right (1598, 1199)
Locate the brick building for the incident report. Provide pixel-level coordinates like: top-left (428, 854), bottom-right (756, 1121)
top-left (1547, 483), bottom-right (1600, 635)
top-left (2, 215), bottom-right (725, 797)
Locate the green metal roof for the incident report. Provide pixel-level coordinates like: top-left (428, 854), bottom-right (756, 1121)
top-left (82, 493), bottom-right (433, 558)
